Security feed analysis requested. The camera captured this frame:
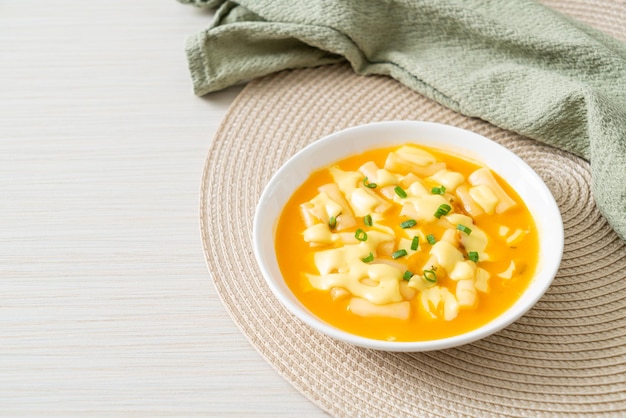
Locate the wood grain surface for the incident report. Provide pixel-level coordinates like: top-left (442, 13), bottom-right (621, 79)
top-left (0, 1), bottom-right (326, 416)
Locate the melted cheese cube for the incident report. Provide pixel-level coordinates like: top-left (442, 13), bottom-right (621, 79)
top-left (406, 179), bottom-right (430, 197)
top-left (462, 227), bottom-right (490, 261)
top-left (314, 242), bottom-right (371, 274)
top-left (358, 161), bottom-right (378, 182)
top-left (400, 194), bottom-right (450, 222)
top-left (307, 259), bottom-right (403, 304)
top-left (369, 230), bottom-right (396, 247)
top-left (313, 229), bottom-right (396, 273)
top-left (469, 167), bottom-right (517, 213)
top-left (420, 286), bottom-right (459, 321)
top-left (429, 240), bottom-right (464, 274)
top-left (385, 151), bottom-right (445, 176)
top-left (445, 214), bottom-right (490, 261)
top-left (350, 188), bottom-right (381, 216)
top-left (469, 184), bottom-right (499, 214)
top-left (407, 274), bottom-right (435, 292)
top-left (303, 223), bottom-right (335, 245)
top-left (398, 236), bottom-right (419, 257)
top-left (376, 169), bottom-right (399, 187)
top-left (456, 279), bottom-right (477, 308)
top-left (443, 293), bottom-right (460, 320)
top-left (455, 184), bottom-right (484, 216)
top-left (396, 146), bottom-right (438, 166)
top-left (317, 183), bottom-right (357, 231)
top-left (310, 192), bottom-right (343, 220)
top-left (444, 213), bottom-right (473, 227)
top-left (299, 202), bottom-right (318, 227)
top-left (329, 166), bottom-right (361, 196)
top-left (449, 260), bottom-right (476, 281)
top-left (429, 169), bottom-right (465, 192)
top-left (475, 268), bottom-right (490, 293)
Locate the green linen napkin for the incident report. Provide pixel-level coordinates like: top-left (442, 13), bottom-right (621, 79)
top-left (180, 0), bottom-right (626, 241)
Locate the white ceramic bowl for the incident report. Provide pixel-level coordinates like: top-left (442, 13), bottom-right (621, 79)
top-left (253, 121), bottom-right (563, 352)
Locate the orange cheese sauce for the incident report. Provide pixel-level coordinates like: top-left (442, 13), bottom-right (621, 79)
top-left (275, 145), bottom-right (539, 342)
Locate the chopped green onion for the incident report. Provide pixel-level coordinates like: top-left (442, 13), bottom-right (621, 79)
top-left (431, 185), bottom-right (446, 195)
top-left (400, 219), bottom-right (417, 229)
top-left (403, 271), bottom-right (413, 281)
top-left (328, 216), bottom-right (337, 229)
top-left (434, 203), bottom-right (452, 219)
top-left (457, 224), bottom-right (472, 235)
top-left (364, 214), bottom-right (373, 227)
top-left (410, 236), bottom-right (419, 251)
top-left (423, 268), bottom-right (437, 283)
top-left (468, 251), bottom-right (479, 262)
top-left (392, 249), bottom-right (408, 259)
top-left (361, 252), bottom-right (374, 263)
top-left (394, 186), bottom-right (407, 199)
top-left (426, 234), bottom-right (436, 245)
top-left (355, 228), bottom-right (368, 241)
top-left (363, 176), bottom-right (377, 189)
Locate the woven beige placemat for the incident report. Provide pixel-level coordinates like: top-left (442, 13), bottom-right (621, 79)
top-left (200, 2), bottom-right (626, 416)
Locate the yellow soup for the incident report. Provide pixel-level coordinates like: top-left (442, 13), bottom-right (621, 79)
top-left (275, 144), bottom-right (539, 342)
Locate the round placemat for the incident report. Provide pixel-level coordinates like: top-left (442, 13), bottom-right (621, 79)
top-left (200, 3), bottom-right (626, 416)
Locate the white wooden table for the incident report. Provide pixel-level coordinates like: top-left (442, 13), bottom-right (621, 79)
top-left (1, 1), bottom-right (326, 416)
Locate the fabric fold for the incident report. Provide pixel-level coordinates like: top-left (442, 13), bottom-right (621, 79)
top-left (180, 0), bottom-right (626, 240)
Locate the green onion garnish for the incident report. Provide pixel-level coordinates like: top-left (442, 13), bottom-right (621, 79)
top-left (426, 234), bottom-right (436, 245)
top-left (328, 216), bottom-right (337, 229)
top-left (364, 214), bottom-right (373, 227)
top-left (363, 177), bottom-right (377, 189)
top-left (434, 203), bottom-right (452, 219)
top-left (392, 249), bottom-right (408, 259)
top-left (468, 251), bottom-right (479, 262)
top-left (394, 186), bottom-right (407, 199)
top-left (355, 228), bottom-right (368, 241)
top-left (431, 185), bottom-right (446, 195)
top-left (410, 236), bottom-right (419, 251)
top-left (457, 224), bottom-right (472, 235)
top-left (361, 252), bottom-right (374, 263)
top-left (403, 271), bottom-right (413, 281)
top-left (423, 268), bottom-right (437, 283)
top-left (400, 219), bottom-right (417, 229)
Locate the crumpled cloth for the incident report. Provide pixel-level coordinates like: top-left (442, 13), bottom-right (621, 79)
top-left (179, 0), bottom-right (626, 241)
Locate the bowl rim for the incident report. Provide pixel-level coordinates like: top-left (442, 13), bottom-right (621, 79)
top-left (253, 120), bottom-right (564, 352)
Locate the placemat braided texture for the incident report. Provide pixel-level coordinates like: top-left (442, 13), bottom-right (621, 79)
top-left (200, 3), bottom-right (626, 416)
